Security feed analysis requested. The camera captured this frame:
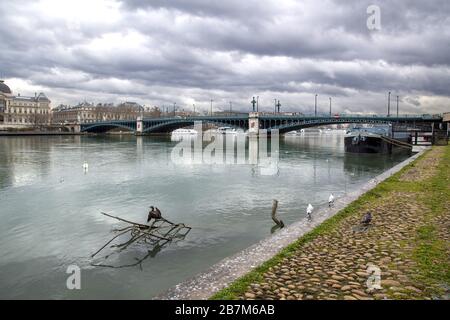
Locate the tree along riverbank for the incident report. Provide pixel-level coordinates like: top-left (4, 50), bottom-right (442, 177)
top-left (212, 146), bottom-right (449, 300)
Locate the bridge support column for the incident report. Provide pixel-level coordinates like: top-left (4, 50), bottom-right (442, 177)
top-left (136, 117), bottom-right (143, 136)
top-left (248, 112), bottom-right (260, 136)
top-left (65, 123), bottom-right (80, 133)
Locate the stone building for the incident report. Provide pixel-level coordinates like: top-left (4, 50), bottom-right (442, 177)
top-left (0, 80), bottom-right (51, 128)
top-left (52, 102), bottom-right (98, 124)
top-left (51, 101), bottom-right (144, 124)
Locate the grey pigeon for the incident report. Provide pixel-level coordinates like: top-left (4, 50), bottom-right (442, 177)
top-left (361, 212), bottom-right (372, 225)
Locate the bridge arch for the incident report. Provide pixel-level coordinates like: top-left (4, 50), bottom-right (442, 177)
top-left (267, 119), bottom-right (393, 134)
top-left (81, 122), bottom-right (136, 133)
top-left (142, 118), bottom-right (248, 134)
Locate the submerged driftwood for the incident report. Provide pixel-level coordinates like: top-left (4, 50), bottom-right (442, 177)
top-left (270, 199), bottom-right (285, 233)
top-left (91, 212), bottom-right (191, 269)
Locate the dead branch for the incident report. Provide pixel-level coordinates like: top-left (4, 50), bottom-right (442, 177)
top-left (91, 228), bottom-right (132, 258)
top-left (271, 199), bottom-right (284, 228)
top-left (92, 212), bottom-right (192, 268)
top-left (101, 212), bottom-right (149, 228)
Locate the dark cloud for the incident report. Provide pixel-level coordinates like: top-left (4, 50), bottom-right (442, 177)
top-left (0, 0), bottom-right (449, 114)
top-left (121, 0), bottom-right (277, 22)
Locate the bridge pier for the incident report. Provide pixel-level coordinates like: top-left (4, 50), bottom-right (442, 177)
top-left (248, 112), bottom-right (260, 136)
top-left (63, 123), bottom-right (81, 133)
top-left (136, 117), bottom-right (143, 136)
top-left (73, 124), bottom-right (81, 133)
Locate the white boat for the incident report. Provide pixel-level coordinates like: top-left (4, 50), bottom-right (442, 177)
top-left (217, 126), bottom-right (238, 134)
top-left (171, 128), bottom-right (198, 135)
top-left (302, 128), bottom-right (322, 133)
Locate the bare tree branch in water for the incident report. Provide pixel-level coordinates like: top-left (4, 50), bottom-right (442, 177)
top-left (91, 212), bottom-right (192, 268)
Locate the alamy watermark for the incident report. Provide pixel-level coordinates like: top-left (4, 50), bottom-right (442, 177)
top-left (170, 121), bottom-right (280, 176)
top-left (66, 265), bottom-right (81, 290)
top-left (366, 263), bottom-right (382, 291)
top-left (367, 5), bottom-right (381, 31)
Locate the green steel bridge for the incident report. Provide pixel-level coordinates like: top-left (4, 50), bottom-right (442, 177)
top-left (79, 113), bottom-right (444, 135)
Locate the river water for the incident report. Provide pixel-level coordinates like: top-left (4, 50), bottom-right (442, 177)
top-left (0, 133), bottom-right (410, 299)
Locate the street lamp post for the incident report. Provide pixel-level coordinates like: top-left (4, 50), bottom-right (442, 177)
top-left (274, 99), bottom-right (277, 113)
top-left (396, 96), bottom-right (399, 118)
top-left (387, 92), bottom-right (391, 117)
top-left (251, 97), bottom-right (256, 112)
top-left (315, 94), bottom-right (318, 116)
top-left (256, 96), bottom-right (259, 112)
top-left (329, 97), bottom-right (332, 116)
top-left (173, 102), bottom-right (176, 116)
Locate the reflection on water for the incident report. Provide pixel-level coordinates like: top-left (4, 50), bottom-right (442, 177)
top-left (0, 133), bottom-right (410, 299)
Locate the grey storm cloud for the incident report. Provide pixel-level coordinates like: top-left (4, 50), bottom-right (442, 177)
top-left (0, 0), bottom-right (449, 114)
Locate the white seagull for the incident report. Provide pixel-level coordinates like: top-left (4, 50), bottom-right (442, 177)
top-left (328, 194), bottom-right (335, 207)
top-left (82, 161), bottom-right (89, 172)
top-left (306, 203), bottom-right (314, 220)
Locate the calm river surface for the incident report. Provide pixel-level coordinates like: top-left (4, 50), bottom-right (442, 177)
top-left (0, 133), bottom-right (410, 299)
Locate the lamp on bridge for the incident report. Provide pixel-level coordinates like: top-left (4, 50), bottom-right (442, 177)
top-left (387, 91), bottom-right (391, 117)
top-left (315, 94), bottom-right (318, 116)
top-left (329, 97), bottom-right (332, 116)
top-left (397, 96), bottom-right (399, 118)
top-left (251, 97), bottom-right (257, 112)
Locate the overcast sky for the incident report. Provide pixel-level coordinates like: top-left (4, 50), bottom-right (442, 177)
top-left (1, 0), bottom-right (449, 114)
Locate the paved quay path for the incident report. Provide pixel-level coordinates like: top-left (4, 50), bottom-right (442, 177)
top-left (238, 147), bottom-right (449, 300)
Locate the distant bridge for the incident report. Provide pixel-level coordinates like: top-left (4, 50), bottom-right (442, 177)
top-left (79, 113), bottom-right (444, 135)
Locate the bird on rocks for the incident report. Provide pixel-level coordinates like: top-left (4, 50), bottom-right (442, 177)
top-left (361, 211), bottom-right (372, 225)
top-left (306, 204), bottom-right (314, 220)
